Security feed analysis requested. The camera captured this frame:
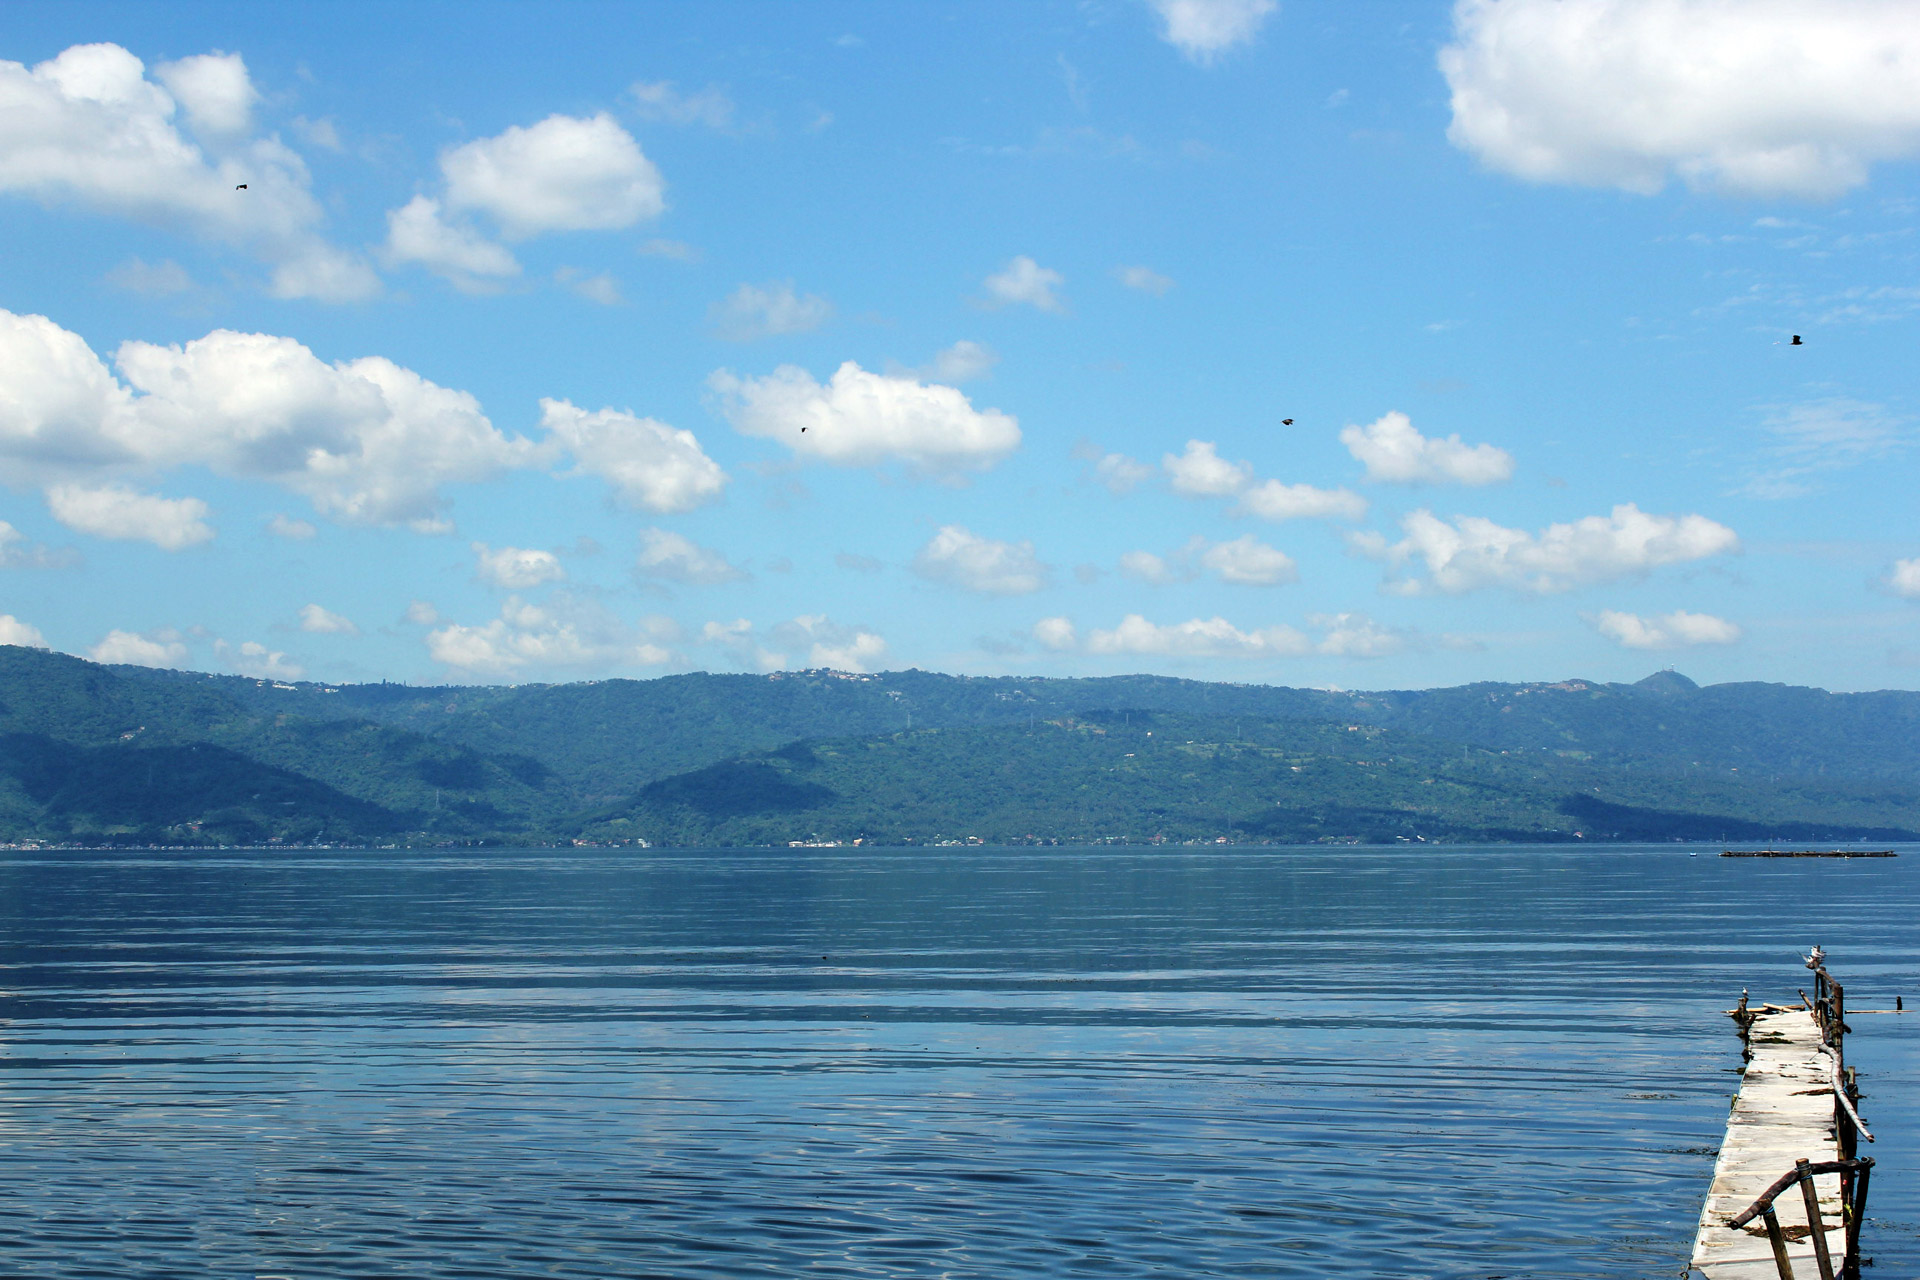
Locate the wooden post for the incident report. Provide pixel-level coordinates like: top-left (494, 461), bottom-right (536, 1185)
top-left (1845, 1162), bottom-right (1871, 1276)
top-left (1763, 1205), bottom-right (1798, 1279)
top-left (1797, 1160), bottom-right (1835, 1280)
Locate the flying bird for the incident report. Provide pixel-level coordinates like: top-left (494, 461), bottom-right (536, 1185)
top-left (1791, 334), bottom-right (1802, 345)
top-left (1281, 418), bottom-right (1294, 425)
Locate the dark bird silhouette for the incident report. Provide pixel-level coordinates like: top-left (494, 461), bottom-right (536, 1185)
top-left (1791, 334), bottom-right (1802, 345)
top-left (1281, 418), bottom-right (1294, 425)
top-left (800, 427), bottom-right (808, 433)
top-left (235, 183), bottom-right (248, 190)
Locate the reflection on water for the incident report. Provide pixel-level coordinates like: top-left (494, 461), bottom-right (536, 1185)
top-left (0, 846), bottom-right (1914, 1277)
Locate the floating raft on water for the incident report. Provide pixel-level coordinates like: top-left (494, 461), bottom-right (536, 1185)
top-left (1690, 955), bottom-right (1875, 1279)
top-left (1720, 851), bottom-right (1896, 859)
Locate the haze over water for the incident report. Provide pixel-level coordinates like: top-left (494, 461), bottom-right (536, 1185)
top-left (1, 846), bottom-right (1915, 1278)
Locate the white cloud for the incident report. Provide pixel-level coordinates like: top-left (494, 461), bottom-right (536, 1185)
top-left (1884, 558), bottom-right (1920, 599)
top-left (1741, 398), bottom-right (1909, 499)
top-left (636, 528), bottom-right (748, 584)
top-left (1088, 613), bottom-right (1312, 658)
top-left (473, 541), bottom-right (565, 590)
top-left (919, 340), bottom-right (999, 384)
top-left (1592, 608), bottom-right (1742, 649)
top-left (699, 618), bottom-right (787, 672)
top-left (0, 520), bottom-right (73, 568)
top-left (709, 280), bottom-right (833, 340)
top-left (1119, 549), bottom-right (1181, 585)
top-left (90, 627), bottom-right (186, 667)
top-left (1441, 0), bottom-right (1920, 199)
top-left (1339, 410), bottom-right (1514, 485)
top-left (0, 614), bottom-right (46, 647)
top-left (1201, 534), bottom-right (1298, 585)
top-left (1310, 611), bottom-right (1410, 658)
top-left (298, 603), bottom-right (358, 635)
top-left (1238, 479), bottom-right (1369, 521)
top-left (46, 483), bottom-right (212, 549)
top-left (1162, 438), bottom-right (1367, 520)
top-left (112, 327), bottom-right (534, 525)
top-left (1033, 616), bottom-right (1079, 651)
top-left (1151, 0), bottom-right (1278, 64)
top-left (403, 599), bottom-right (439, 626)
top-left (1116, 264), bottom-right (1175, 295)
top-left (1074, 441), bottom-right (1153, 494)
top-left (0, 43), bottom-right (377, 300)
top-left (427, 594), bottom-right (675, 676)
top-left (638, 238), bottom-right (699, 261)
top-left (441, 113), bottom-right (664, 238)
top-left (982, 256), bottom-right (1065, 312)
top-left (267, 513), bottom-right (316, 540)
top-left (155, 51), bottom-right (257, 138)
top-left (554, 267), bottom-right (622, 305)
top-left (1163, 439), bottom-right (1252, 497)
top-left (382, 195), bottom-right (520, 289)
top-left (539, 398), bottom-right (728, 513)
top-left (911, 525), bottom-right (1049, 595)
top-left (219, 638), bottom-right (303, 680)
top-left (770, 613), bottom-right (888, 672)
top-left (628, 81), bottom-right (736, 130)
top-left (1368, 504), bottom-right (1741, 594)
top-left (710, 361), bottom-right (1021, 476)
top-left (105, 257), bottom-right (194, 296)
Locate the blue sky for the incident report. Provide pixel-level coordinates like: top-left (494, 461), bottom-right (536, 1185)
top-left (2, 0), bottom-right (1918, 691)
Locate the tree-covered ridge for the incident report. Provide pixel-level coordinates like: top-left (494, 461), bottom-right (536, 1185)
top-left (4, 644), bottom-right (1918, 846)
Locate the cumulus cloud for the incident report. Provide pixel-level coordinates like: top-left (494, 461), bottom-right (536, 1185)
top-left (1119, 549), bottom-right (1182, 585)
top-left (1591, 608), bottom-right (1742, 649)
top-left (1201, 534), bottom-right (1298, 585)
top-left (1116, 265), bottom-right (1175, 295)
top-left (1089, 613), bottom-right (1312, 658)
top-left (46, 484), bottom-right (212, 549)
top-left (298, 603), bottom-right (358, 635)
top-left (911, 525), bottom-right (1049, 595)
top-left (218, 638), bottom-right (303, 680)
top-left (709, 361), bottom-right (1021, 476)
top-left (0, 614), bottom-right (45, 647)
top-left (1033, 616), bottom-right (1079, 651)
top-left (1310, 611), bottom-right (1411, 658)
top-left (709, 280), bottom-right (833, 340)
top-left (441, 113), bottom-right (664, 238)
top-left (982, 256), bottom-right (1065, 312)
top-left (629, 81), bottom-right (737, 130)
top-left (473, 541), bottom-right (566, 589)
top-left (770, 614), bottom-right (889, 672)
top-left (636, 528), bottom-right (748, 584)
top-left (1161, 439), bottom-right (1367, 520)
top-left (1151, 0), bottom-right (1278, 64)
top-left (90, 627), bottom-right (187, 667)
top-left (1364, 503), bottom-right (1741, 594)
top-left (382, 196), bottom-right (521, 289)
top-left (539, 397), bottom-right (727, 513)
top-left (699, 618), bottom-right (786, 672)
top-left (1884, 558), bottom-right (1920, 599)
top-left (1340, 410), bottom-right (1514, 485)
top-left (554, 267), bottom-right (622, 305)
top-left (427, 594), bottom-right (675, 676)
top-left (1441, 0), bottom-right (1920, 199)
top-left (1238, 479), bottom-right (1370, 521)
top-left (0, 43), bottom-right (377, 300)
top-left (1074, 441), bottom-right (1153, 494)
top-left (403, 599), bottom-right (439, 626)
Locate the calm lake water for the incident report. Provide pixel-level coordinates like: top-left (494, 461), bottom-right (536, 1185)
top-left (1, 846), bottom-right (1914, 1278)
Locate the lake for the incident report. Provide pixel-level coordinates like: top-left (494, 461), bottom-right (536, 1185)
top-left (1, 846), bottom-right (1914, 1278)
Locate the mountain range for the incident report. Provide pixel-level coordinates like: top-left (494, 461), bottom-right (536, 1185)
top-left (2, 644), bottom-right (1917, 846)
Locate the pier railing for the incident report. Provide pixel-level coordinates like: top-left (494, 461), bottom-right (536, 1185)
top-left (1725, 1157), bottom-right (1873, 1280)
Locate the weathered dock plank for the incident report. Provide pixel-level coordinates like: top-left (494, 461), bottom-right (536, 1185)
top-left (1691, 1006), bottom-right (1850, 1278)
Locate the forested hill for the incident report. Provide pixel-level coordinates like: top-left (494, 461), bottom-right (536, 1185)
top-left (3, 643), bottom-right (1918, 846)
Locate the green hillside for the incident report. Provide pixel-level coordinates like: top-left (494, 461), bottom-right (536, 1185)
top-left (5, 644), bottom-right (1919, 847)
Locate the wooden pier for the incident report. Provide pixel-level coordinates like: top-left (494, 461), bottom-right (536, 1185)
top-left (1690, 954), bottom-right (1874, 1279)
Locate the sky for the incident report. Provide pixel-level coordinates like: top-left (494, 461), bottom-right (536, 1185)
top-left (2, 0), bottom-right (1919, 693)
